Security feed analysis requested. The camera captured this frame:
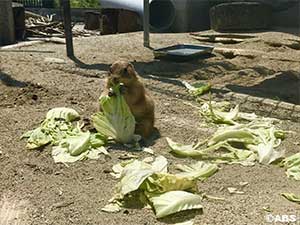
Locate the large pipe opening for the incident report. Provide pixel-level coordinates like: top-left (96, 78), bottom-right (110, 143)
top-left (149, 0), bottom-right (175, 31)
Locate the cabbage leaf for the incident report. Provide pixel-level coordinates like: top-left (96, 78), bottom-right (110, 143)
top-left (148, 191), bottom-right (203, 218)
top-left (92, 84), bottom-right (135, 144)
top-left (281, 193), bottom-right (300, 204)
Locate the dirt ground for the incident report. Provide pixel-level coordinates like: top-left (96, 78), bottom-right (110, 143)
top-left (1, 29), bottom-right (300, 225)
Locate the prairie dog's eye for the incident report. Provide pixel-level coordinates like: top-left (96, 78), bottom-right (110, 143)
top-left (108, 66), bottom-right (113, 74)
top-left (122, 68), bottom-right (128, 76)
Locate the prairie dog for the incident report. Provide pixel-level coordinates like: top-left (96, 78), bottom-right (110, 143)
top-left (101, 61), bottom-right (155, 138)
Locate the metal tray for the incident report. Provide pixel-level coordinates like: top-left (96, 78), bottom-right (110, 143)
top-left (153, 44), bottom-right (214, 61)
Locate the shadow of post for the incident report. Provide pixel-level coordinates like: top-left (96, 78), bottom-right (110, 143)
top-left (69, 55), bottom-right (110, 71)
top-left (226, 70), bottom-right (300, 104)
top-left (0, 70), bottom-right (28, 87)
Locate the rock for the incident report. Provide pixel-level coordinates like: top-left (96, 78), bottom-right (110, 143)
top-left (210, 2), bottom-right (272, 32)
top-left (209, 0), bottom-right (298, 11)
top-left (44, 57), bottom-right (66, 64)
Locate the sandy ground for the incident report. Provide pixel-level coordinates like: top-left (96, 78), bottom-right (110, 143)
top-left (0, 30), bottom-right (300, 225)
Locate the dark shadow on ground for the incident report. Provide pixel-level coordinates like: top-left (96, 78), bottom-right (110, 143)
top-left (158, 209), bottom-right (203, 224)
top-left (0, 49), bottom-right (55, 53)
top-left (69, 55), bottom-right (110, 71)
top-left (68, 53), bottom-right (217, 85)
top-left (133, 54), bottom-right (216, 79)
top-left (0, 70), bottom-right (28, 87)
top-left (226, 70), bottom-right (300, 104)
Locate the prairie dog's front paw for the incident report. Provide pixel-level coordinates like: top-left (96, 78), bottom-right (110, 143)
top-left (119, 84), bottom-right (127, 94)
top-left (108, 88), bottom-right (115, 97)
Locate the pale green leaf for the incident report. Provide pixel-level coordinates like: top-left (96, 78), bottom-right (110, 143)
top-left (143, 147), bottom-right (154, 155)
top-left (181, 81), bottom-right (211, 97)
top-left (141, 174), bottom-right (197, 194)
top-left (52, 145), bottom-right (87, 163)
top-left (87, 146), bottom-right (109, 159)
top-left (208, 128), bottom-right (257, 146)
top-left (148, 191), bottom-right (203, 218)
top-left (116, 160), bottom-right (154, 196)
top-left (151, 155), bottom-right (168, 173)
top-left (46, 107), bottom-right (80, 122)
top-left (281, 193), bottom-right (300, 204)
top-left (90, 133), bottom-right (107, 148)
top-left (199, 101), bottom-right (238, 125)
top-left (24, 127), bottom-right (52, 149)
top-left (166, 137), bottom-right (206, 157)
top-left (91, 84), bottom-right (135, 144)
top-left (101, 203), bottom-right (122, 213)
top-left (282, 153), bottom-right (300, 180)
top-left (59, 132), bottom-right (90, 156)
top-left (176, 161), bottom-right (218, 181)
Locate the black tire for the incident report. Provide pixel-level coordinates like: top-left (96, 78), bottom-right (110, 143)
top-left (210, 2), bottom-right (272, 31)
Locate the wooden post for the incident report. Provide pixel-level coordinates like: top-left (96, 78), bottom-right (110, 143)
top-left (60, 0), bottom-right (74, 57)
top-left (0, 0), bottom-right (15, 46)
top-left (143, 0), bottom-right (150, 48)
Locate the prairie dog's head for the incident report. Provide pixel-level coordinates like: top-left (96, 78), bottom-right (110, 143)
top-left (107, 61), bottom-right (138, 86)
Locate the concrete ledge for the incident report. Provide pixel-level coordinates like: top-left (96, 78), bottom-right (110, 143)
top-left (223, 91), bottom-right (300, 122)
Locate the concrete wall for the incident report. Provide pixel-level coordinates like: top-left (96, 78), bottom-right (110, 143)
top-left (272, 1), bottom-right (300, 28)
top-left (0, 0), bottom-right (15, 46)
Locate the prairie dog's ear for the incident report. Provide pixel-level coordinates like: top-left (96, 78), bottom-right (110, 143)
top-left (126, 63), bottom-right (137, 77)
top-left (108, 64), bottom-right (113, 75)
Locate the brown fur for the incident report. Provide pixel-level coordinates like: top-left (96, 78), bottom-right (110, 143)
top-left (101, 61), bottom-right (155, 138)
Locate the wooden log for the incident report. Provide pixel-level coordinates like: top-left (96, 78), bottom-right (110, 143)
top-left (12, 3), bottom-right (25, 40)
top-left (25, 10), bottom-right (45, 20)
top-left (118, 9), bottom-right (142, 33)
top-left (101, 9), bottom-right (118, 35)
top-left (84, 11), bottom-right (101, 30)
top-left (0, 0), bottom-right (15, 46)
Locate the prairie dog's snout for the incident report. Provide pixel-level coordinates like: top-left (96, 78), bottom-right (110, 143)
top-left (112, 76), bottom-right (119, 84)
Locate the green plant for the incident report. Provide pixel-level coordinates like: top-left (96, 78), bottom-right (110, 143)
top-left (54, 0), bottom-right (100, 8)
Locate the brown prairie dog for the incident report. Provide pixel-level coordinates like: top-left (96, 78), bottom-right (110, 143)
top-left (101, 61), bottom-right (155, 139)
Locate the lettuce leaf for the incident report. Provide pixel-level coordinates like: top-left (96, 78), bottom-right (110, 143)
top-left (22, 118), bottom-right (81, 149)
top-left (181, 81), bottom-right (211, 97)
top-left (148, 191), bottom-right (203, 218)
top-left (166, 137), bottom-right (208, 157)
top-left (281, 193), bottom-right (300, 204)
top-left (22, 127), bottom-right (52, 149)
top-left (151, 155), bottom-right (168, 173)
top-left (141, 174), bottom-right (197, 194)
top-left (46, 107), bottom-right (80, 122)
top-left (51, 131), bottom-right (107, 163)
top-left (281, 153), bottom-right (300, 180)
top-left (116, 160), bottom-right (154, 197)
top-left (91, 84), bottom-right (135, 144)
top-left (176, 161), bottom-right (218, 181)
top-left (208, 128), bottom-right (257, 146)
top-left (59, 132), bottom-right (91, 156)
top-left (199, 101), bottom-right (239, 125)
top-left (90, 133), bottom-right (107, 148)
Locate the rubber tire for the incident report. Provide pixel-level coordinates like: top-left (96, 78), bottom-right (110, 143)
top-left (210, 2), bottom-right (272, 31)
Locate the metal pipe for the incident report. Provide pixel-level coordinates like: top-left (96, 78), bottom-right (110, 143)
top-left (101, 0), bottom-right (176, 32)
top-left (61, 0), bottom-right (74, 57)
top-left (143, 0), bottom-right (150, 47)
